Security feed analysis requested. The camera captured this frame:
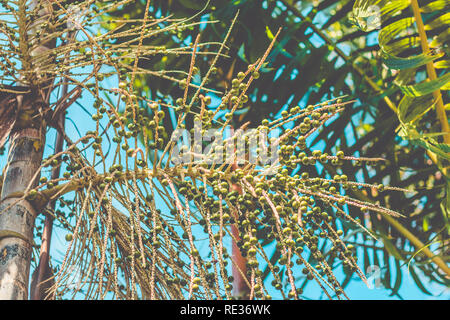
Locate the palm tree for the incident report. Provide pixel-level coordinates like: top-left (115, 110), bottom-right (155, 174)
top-left (0, 0), bottom-right (446, 300)
top-left (0, 0), bottom-right (55, 299)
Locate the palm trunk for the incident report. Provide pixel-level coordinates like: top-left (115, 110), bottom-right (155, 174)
top-left (0, 0), bottom-right (54, 299)
top-left (231, 163), bottom-right (250, 299)
top-left (0, 127), bottom-right (45, 299)
top-left (231, 222), bottom-right (250, 298)
top-left (30, 112), bottom-right (64, 300)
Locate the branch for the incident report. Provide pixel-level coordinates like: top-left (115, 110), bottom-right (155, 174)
top-left (410, 0), bottom-right (450, 146)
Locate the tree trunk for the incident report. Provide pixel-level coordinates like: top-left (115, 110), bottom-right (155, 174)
top-left (30, 112), bottom-right (64, 300)
top-left (0, 0), bottom-right (54, 299)
top-left (231, 163), bottom-right (250, 299)
top-left (231, 223), bottom-right (250, 298)
top-left (0, 127), bottom-right (45, 299)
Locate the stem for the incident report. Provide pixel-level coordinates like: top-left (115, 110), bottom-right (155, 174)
top-left (30, 25), bottom-right (78, 298)
top-left (30, 113), bottom-right (64, 300)
top-left (410, 0), bottom-right (450, 145)
top-left (229, 132), bottom-right (250, 298)
top-left (230, 170), bottom-right (250, 299)
top-left (380, 213), bottom-right (450, 278)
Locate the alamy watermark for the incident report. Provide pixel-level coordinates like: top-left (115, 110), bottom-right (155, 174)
top-left (366, 265), bottom-right (383, 289)
top-left (169, 120), bottom-right (280, 175)
top-left (350, 4), bottom-right (382, 31)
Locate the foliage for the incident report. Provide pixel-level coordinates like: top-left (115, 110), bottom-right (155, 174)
top-left (352, 0), bottom-right (449, 172)
top-left (105, 0), bottom-right (450, 296)
top-left (351, 0), bottom-right (450, 293)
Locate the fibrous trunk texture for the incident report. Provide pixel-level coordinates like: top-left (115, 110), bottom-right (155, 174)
top-left (0, 128), bottom-right (45, 299)
top-left (0, 0), bottom-right (54, 299)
